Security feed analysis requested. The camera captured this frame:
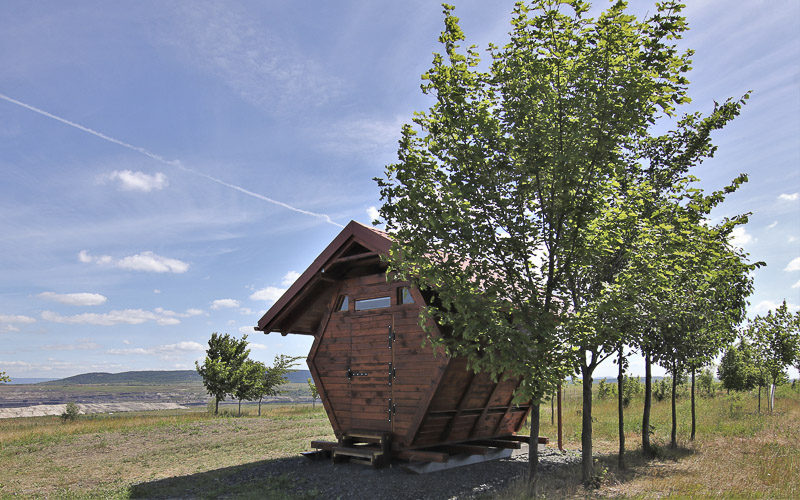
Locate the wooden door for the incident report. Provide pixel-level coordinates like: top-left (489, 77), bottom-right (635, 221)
top-left (348, 312), bottom-right (394, 433)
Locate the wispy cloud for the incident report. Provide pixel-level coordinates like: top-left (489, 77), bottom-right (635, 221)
top-left (766, 221), bottom-right (778, 229)
top-left (729, 226), bottom-right (754, 248)
top-left (792, 280), bottom-right (800, 289)
top-left (41, 338), bottom-right (101, 351)
top-left (315, 115), bottom-right (404, 161)
top-left (101, 170), bottom-right (168, 192)
top-left (41, 307), bottom-right (201, 326)
top-left (281, 271), bottom-right (300, 287)
top-left (162, 2), bottom-right (341, 111)
top-left (0, 314), bottom-right (36, 333)
top-left (249, 286), bottom-right (285, 304)
top-left (778, 192), bottom-right (799, 201)
top-left (37, 292), bottom-right (107, 306)
top-left (785, 257), bottom-right (800, 272)
top-left (753, 300), bottom-right (799, 314)
top-left (107, 341), bottom-right (205, 360)
top-left (211, 299), bottom-right (239, 310)
top-left (79, 250), bottom-right (189, 273)
top-left (0, 92), bottom-right (343, 227)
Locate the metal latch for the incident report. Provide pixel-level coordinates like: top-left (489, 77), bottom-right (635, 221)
top-left (346, 368), bottom-right (368, 380)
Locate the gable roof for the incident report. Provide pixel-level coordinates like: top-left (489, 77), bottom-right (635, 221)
top-left (256, 220), bottom-right (393, 335)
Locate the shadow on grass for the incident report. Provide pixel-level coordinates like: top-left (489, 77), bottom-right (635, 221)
top-left (127, 456), bottom-right (317, 500)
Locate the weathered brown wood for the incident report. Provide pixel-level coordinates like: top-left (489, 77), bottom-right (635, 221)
top-left (395, 449), bottom-right (450, 463)
top-left (470, 439), bottom-right (522, 449)
top-left (440, 444), bottom-right (495, 456)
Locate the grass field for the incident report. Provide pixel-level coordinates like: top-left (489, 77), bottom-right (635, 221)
top-left (0, 385), bottom-right (797, 498)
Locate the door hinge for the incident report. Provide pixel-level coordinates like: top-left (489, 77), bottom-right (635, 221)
top-left (388, 362), bottom-right (396, 386)
top-left (388, 398), bottom-right (396, 422)
top-left (388, 325), bottom-right (395, 349)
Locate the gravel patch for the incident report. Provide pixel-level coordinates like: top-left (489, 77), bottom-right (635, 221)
top-left (224, 445), bottom-right (581, 499)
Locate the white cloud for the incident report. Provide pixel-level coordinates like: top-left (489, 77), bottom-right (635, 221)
top-left (102, 170), bottom-right (168, 192)
top-left (40, 307), bottom-right (201, 327)
top-left (79, 250), bottom-right (189, 273)
top-left (1, 325), bottom-right (20, 333)
top-left (153, 289), bottom-right (161, 294)
top-left (792, 280), bottom-right (800, 289)
top-left (122, 339), bottom-right (131, 345)
top-left (239, 325), bottom-right (257, 334)
top-left (249, 286), bottom-right (286, 304)
top-left (41, 338), bottom-right (101, 351)
top-left (753, 300), bottom-right (800, 314)
top-left (785, 257), bottom-right (800, 272)
top-left (249, 342), bottom-right (267, 350)
top-left (239, 307), bottom-right (254, 315)
top-left (37, 291), bottom-right (107, 306)
top-left (0, 314), bottom-right (36, 324)
top-left (211, 299), bottom-right (240, 310)
top-left (729, 226), bottom-right (753, 247)
top-left (281, 271), bottom-right (300, 287)
top-left (316, 116), bottom-right (403, 160)
top-left (766, 221), bottom-right (778, 229)
top-left (367, 206), bottom-right (380, 222)
top-left (107, 341), bottom-right (205, 360)
top-left (778, 192), bottom-right (799, 201)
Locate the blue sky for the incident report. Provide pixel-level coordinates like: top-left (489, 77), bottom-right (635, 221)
top-left (0, 1), bottom-right (797, 380)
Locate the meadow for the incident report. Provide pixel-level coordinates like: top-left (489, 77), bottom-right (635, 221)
top-left (0, 384), bottom-right (797, 498)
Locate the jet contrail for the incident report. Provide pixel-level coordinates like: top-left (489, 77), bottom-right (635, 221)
top-left (0, 92), bottom-right (344, 228)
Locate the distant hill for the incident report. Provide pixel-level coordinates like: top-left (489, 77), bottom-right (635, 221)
top-left (39, 369), bottom-right (313, 386)
top-left (4, 378), bottom-right (58, 385)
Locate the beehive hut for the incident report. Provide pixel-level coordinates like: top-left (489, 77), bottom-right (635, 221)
top-left (256, 221), bottom-right (534, 467)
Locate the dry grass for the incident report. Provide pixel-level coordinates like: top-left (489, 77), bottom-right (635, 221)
top-left (510, 384), bottom-right (800, 499)
top-left (0, 405), bottom-right (334, 498)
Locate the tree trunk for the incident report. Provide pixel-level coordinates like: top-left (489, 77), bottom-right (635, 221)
top-left (670, 366), bottom-right (678, 449)
top-left (527, 403), bottom-right (541, 494)
top-left (690, 368), bottom-right (696, 441)
top-left (581, 366), bottom-right (594, 484)
top-left (551, 394), bottom-right (555, 426)
top-left (758, 384), bottom-right (761, 414)
top-left (770, 382), bottom-right (775, 412)
top-left (617, 345), bottom-right (625, 469)
top-left (215, 396), bottom-right (220, 415)
top-left (557, 383), bottom-right (563, 451)
top-left (258, 397), bottom-right (262, 416)
top-left (642, 350), bottom-right (652, 457)
top-left (238, 398), bottom-right (242, 417)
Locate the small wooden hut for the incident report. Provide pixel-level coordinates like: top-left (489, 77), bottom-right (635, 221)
top-left (256, 221), bottom-right (535, 468)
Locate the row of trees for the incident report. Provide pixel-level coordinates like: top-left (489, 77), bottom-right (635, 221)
top-left (718, 301), bottom-right (800, 412)
top-left (375, 0), bottom-right (777, 488)
top-left (195, 333), bottom-right (301, 416)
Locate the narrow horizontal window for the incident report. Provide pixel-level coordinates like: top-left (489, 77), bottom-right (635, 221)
top-left (398, 287), bottom-right (415, 305)
top-left (355, 296), bottom-right (391, 311)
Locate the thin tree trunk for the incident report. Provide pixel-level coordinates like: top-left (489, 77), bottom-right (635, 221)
top-left (581, 365), bottom-right (594, 484)
top-left (258, 397), bottom-right (262, 416)
top-left (238, 398), bottom-right (242, 417)
top-left (642, 350), bottom-right (652, 457)
top-left (527, 403), bottom-right (541, 494)
top-left (215, 396), bottom-right (220, 415)
top-left (758, 384), bottom-right (761, 414)
top-left (670, 366), bottom-right (678, 449)
top-left (551, 394), bottom-right (555, 426)
top-left (770, 382), bottom-right (775, 412)
top-left (617, 344), bottom-right (625, 469)
top-left (690, 368), bottom-right (696, 441)
top-left (557, 383), bottom-right (563, 451)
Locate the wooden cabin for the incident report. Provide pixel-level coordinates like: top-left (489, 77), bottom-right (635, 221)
top-left (256, 221), bottom-right (533, 467)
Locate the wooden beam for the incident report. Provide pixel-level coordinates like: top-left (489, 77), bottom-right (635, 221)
top-left (327, 251), bottom-right (380, 267)
top-left (469, 439), bottom-right (522, 450)
top-left (440, 444), bottom-right (494, 456)
top-left (468, 378), bottom-right (506, 440)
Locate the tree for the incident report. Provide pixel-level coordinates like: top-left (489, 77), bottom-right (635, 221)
top-left (251, 355), bottom-right (302, 416)
top-left (718, 340), bottom-right (758, 393)
top-left (308, 378), bottom-right (319, 409)
top-left (747, 301), bottom-right (800, 412)
top-left (0, 371), bottom-right (9, 384)
top-left (232, 359), bottom-right (265, 416)
top-left (376, 0), bottom-right (700, 485)
top-left (196, 333), bottom-right (250, 415)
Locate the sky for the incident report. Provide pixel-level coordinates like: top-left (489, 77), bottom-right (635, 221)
top-left (0, 1), bottom-right (798, 380)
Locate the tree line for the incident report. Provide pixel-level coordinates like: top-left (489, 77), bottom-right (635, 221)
top-left (195, 333), bottom-right (302, 416)
top-left (374, 0), bottom-right (799, 489)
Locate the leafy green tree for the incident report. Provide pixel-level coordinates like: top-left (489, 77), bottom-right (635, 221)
top-left (196, 333), bottom-right (250, 415)
top-left (232, 359), bottom-right (264, 416)
top-left (747, 301), bottom-right (800, 412)
top-left (717, 340), bottom-right (758, 393)
top-left (376, 0), bottom-right (703, 485)
top-left (60, 402), bottom-right (80, 422)
top-left (251, 355), bottom-right (302, 416)
top-left (697, 368), bottom-right (715, 397)
top-left (308, 378), bottom-right (319, 408)
top-left (0, 371), bottom-right (9, 384)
